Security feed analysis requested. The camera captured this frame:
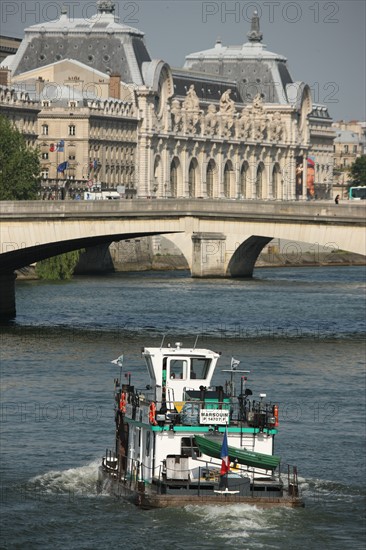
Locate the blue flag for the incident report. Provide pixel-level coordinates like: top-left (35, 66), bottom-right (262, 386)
top-left (57, 161), bottom-right (68, 173)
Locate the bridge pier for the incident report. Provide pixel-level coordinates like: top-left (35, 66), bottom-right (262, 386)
top-left (0, 272), bottom-right (17, 320)
top-left (191, 233), bottom-right (227, 277)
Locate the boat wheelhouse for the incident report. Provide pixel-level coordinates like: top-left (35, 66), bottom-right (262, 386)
top-left (99, 342), bottom-right (302, 508)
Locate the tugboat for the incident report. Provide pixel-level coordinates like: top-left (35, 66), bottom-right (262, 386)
top-left (99, 342), bottom-right (303, 508)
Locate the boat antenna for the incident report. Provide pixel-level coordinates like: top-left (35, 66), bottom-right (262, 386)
top-left (193, 335), bottom-right (199, 349)
top-left (160, 334), bottom-right (166, 349)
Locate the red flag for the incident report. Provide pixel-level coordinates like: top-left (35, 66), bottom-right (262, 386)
top-left (220, 429), bottom-right (230, 475)
top-left (49, 143), bottom-right (55, 152)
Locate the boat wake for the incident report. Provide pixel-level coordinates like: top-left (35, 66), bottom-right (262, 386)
top-left (184, 503), bottom-right (293, 542)
top-left (298, 476), bottom-right (365, 500)
top-left (27, 458), bottom-right (105, 498)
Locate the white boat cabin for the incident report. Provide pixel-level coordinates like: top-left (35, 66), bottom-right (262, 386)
top-left (143, 342), bottom-right (220, 404)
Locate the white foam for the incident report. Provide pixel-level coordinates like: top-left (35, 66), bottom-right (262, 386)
top-left (28, 458), bottom-right (103, 497)
top-left (184, 503), bottom-right (292, 542)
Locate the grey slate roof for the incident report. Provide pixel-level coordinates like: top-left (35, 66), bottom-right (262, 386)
top-left (1, 9), bottom-right (150, 84)
top-left (184, 39), bottom-right (293, 105)
top-left (171, 68), bottom-right (243, 103)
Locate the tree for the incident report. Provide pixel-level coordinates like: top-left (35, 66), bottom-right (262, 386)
top-left (35, 250), bottom-right (84, 280)
top-left (0, 115), bottom-right (41, 200)
top-left (348, 155), bottom-right (366, 187)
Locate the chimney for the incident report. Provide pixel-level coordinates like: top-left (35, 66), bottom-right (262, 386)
top-left (109, 73), bottom-right (121, 99)
top-left (0, 68), bottom-right (11, 86)
top-left (35, 77), bottom-right (46, 96)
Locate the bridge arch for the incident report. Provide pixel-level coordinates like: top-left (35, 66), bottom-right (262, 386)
top-left (226, 236), bottom-right (273, 277)
top-left (1, 199), bottom-right (365, 318)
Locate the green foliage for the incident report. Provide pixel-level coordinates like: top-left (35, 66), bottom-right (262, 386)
top-left (348, 155), bottom-right (366, 187)
top-left (35, 250), bottom-right (84, 280)
top-left (0, 115), bottom-right (41, 200)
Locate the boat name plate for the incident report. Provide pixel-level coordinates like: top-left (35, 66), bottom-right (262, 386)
top-left (199, 409), bottom-right (229, 425)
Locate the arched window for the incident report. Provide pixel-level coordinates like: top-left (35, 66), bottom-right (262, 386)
top-left (223, 161), bottom-right (234, 198)
top-left (272, 164), bottom-right (281, 200)
top-left (188, 159), bottom-right (197, 198)
top-left (170, 159), bottom-right (178, 197)
top-left (256, 163), bottom-right (264, 199)
top-left (206, 160), bottom-right (215, 198)
top-left (240, 162), bottom-right (249, 198)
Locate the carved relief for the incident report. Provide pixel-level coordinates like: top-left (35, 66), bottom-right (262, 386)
top-left (204, 104), bottom-right (218, 136)
top-left (273, 112), bottom-right (284, 141)
top-left (183, 85), bottom-right (200, 111)
top-left (236, 108), bottom-right (252, 140)
top-left (218, 89), bottom-right (235, 138)
top-left (219, 89), bottom-right (235, 116)
top-left (252, 93), bottom-right (264, 110)
top-left (171, 99), bottom-right (183, 132)
top-left (182, 85), bottom-right (201, 135)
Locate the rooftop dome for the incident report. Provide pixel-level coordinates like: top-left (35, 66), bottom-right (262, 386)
top-left (184, 12), bottom-right (293, 105)
top-left (1, 1), bottom-right (151, 84)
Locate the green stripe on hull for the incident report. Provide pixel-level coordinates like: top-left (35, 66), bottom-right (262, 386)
top-left (123, 417), bottom-right (278, 435)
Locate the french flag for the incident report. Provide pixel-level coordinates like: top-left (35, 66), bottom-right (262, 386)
top-left (220, 428), bottom-right (230, 475)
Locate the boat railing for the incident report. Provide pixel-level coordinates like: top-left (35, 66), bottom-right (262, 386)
top-left (117, 386), bottom-right (278, 431)
top-left (103, 452), bottom-right (299, 500)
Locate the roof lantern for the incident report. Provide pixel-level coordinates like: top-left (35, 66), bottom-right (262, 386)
top-left (97, 0), bottom-right (115, 14)
top-left (247, 10), bottom-right (263, 43)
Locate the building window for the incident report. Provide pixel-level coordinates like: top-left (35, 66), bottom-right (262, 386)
top-left (69, 125), bottom-right (76, 136)
top-left (353, 145), bottom-right (357, 153)
top-left (69, 155), bottom-right (76, 160)
top-left (42, 124), bottom-right (49, 135)
top-left (41, 169), bottom-right (49, 179)
top-left (42, 152), bottom-right (49, 160)
top-left (344, 145), bottom-right (349, 153)
top-left (206, 160), bottom-right (215, 198)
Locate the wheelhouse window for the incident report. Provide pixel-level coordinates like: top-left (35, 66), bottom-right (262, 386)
top-left (191, 358), bottom-right (211, 379)
top-left (169, 359), bottom-right (188, 380)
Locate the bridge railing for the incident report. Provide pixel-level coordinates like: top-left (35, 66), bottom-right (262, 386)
top-left (1, 199), bottom-right (365, 223)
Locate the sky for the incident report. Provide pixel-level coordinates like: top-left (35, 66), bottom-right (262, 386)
top-left (1, 0), bottom-right (365, 121)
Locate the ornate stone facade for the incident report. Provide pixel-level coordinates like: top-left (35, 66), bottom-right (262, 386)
top-left (0, 2), bottom-right (335, 201)
top-left (0, 84), bottom-right (39, 147)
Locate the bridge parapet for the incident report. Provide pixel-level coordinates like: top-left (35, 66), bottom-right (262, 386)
top-left (1, 199), bottom-right (365, 225)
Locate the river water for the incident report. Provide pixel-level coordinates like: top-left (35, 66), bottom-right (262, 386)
top-left (1, 266), bottom-right (365, 549)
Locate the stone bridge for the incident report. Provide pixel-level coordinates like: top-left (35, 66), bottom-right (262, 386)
top-left (1, 199), bottom-right (365, 318)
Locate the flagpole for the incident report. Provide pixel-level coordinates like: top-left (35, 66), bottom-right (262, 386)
top-left (56, 146), bottom-right (59, 200)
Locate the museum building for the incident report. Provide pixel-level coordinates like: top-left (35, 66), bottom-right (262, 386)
top-left (0, 0), bottom-right (335, 200)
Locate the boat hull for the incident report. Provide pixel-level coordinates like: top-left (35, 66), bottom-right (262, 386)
top-left (98, 467), bottom-right (304, 509)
